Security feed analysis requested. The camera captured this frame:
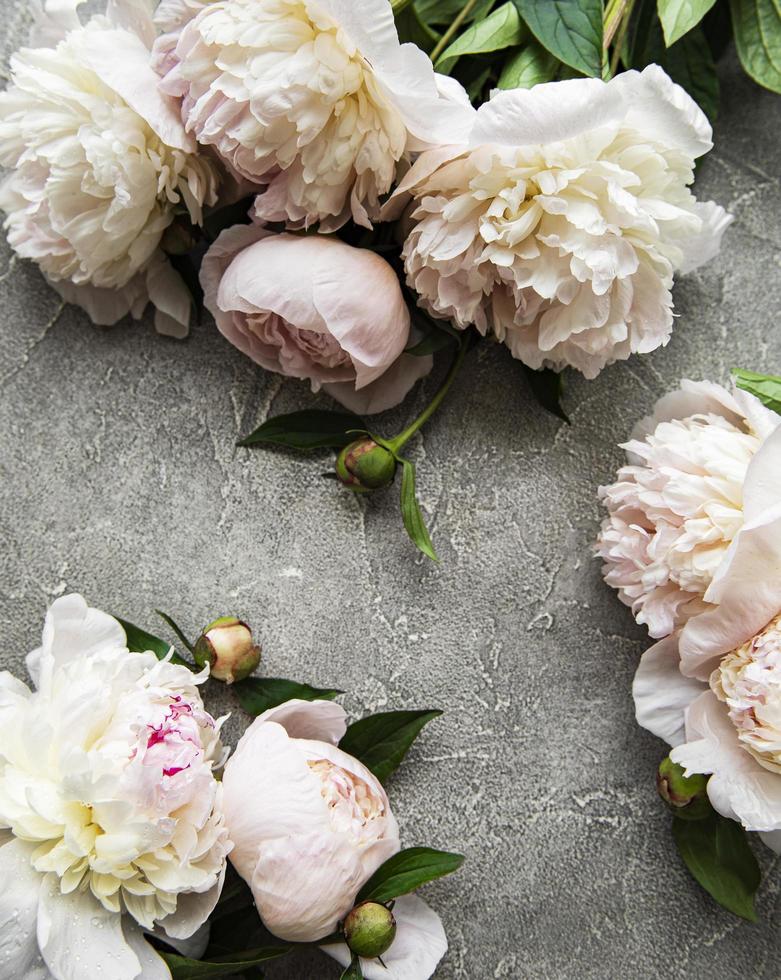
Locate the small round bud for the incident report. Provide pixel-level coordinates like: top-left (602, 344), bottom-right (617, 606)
top-left (343, 902), bottom-right (396, 959)
top-left (194, 616), bottom-right (261, 685)
top-left (657, 756), bottom-right (710, 820)
top-left (335, 439), bottom-right (397, 493)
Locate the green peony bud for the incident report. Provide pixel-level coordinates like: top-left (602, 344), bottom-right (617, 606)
top-left (657, 756), bottom-right (710, 820)
top-left (343, 902), bottom-right (397, 959)
top-left (335, 439), bottom-right (397, 493)
top-left (194, 616), bottom-right (261, 685)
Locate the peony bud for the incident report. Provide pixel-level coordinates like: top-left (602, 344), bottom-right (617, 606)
top-left (336, 439), bottom-right (397, 493)
top-left (657, 756), bottom-right (710, 820)
top-left (194, 616), bottom-right (261, 684)
top-left (343, 902), bottom-right (397, 959)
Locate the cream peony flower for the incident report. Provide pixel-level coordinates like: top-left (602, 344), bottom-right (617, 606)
top-left (200, 223), bottom-right (432, 414)
top-left (0, 0), bottom-right (218, 337)
top-left (392, 65), bottom-right (730, 378)
top-left (0, 594), bottom-right (231, 980)
top-left (222, 699), bottom-right (400, 942)
top-left (596, 379), bottom-right (781, 639)
top-left (154, 0), bottom-right (475, 230)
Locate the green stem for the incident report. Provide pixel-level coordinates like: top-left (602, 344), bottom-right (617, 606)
top-left (388, 337), bottom-right (472, 454)
top-left (608, 0), bottom-right (635, 78)
top-left (429, 0), bottom-right (480, 64)
top-left (391, 0), bottom-right (413, 12)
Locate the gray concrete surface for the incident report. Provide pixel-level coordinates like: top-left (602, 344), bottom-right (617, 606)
top-left (1, 15), bottom-right (780, 977)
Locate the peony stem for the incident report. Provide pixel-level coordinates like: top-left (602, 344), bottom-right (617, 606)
top-left (391, 0), bottom-right (413, 12)
top-left (429, 0), bottom-right (481, 65)
top-left (388, 336), bottom-right (472, 454)
top-left (608, 0), bottom-right (635, 78)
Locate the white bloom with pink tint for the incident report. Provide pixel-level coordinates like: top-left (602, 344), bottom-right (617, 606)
top-left (155, 0), bottom-right (475, 230)
top-left (200, 223), bottom-right (432, 414)
top-left (596, 379), bottom-right (781, 639)
top-left (222, 698), bottom-right (399, 942)
top-left (0, 1), bottom-right (218, 337)
top-left (394, 65), bottom-right (730, 378)
top-left (0, 594), bottom-right (230, 980)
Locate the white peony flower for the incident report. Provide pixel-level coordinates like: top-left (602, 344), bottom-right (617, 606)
top-left (155, 0), bottom-right (475, 230)
top-left (392, 65), bottom-right (731, 377)
top-left (0, 594), bottom-right (231, 980)
top-left (596, 379), bottom-right (781, 639)
top-left (0, 0), bottom-right (219, 337)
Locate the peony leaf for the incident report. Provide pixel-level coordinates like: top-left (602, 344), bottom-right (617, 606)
top-left (234, 677), bottom-right (343, 716)
top-left (161, 946), bottom-right (291, 979)
top-left (436, 2), bottom-right (526, 68)
top-left (672, 812), bottom-right (761, 921)
top-left (522, 366), bottom-right (570, 423)
top-left (498, 37), bottom-right (559, 88)
top-left (512, 0), bottom-right (603, 77)
top-left (729, 0), bottom-right (781, 93)
top-left (734, 368), bottom-right (781, 414)
top-left (658, 0), bottom-right (717, 45)
top-left (116, 618), bottom-right (193, 668)
top-left (339, 955), bottom-right (364, 980)
top-left (238, 410), bottom-right (367, 451)
top-left (414, 0), bottom-right (495, 28)
top-left (395, 2), bottom-right (439, 51)
top-left (339, 710), bottom-right (443, 783)
top-left (399, 459), bottom-right (438, 562)
top-left (357, 848), bottom-right (465, 904)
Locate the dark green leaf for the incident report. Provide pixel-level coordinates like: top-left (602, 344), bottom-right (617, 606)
top-left (395, 2), bottom-right (439, 51)
top-left (238, 410), bottom-right (366, 451)
top-left (436, 2), bottom-right (526, 68)
top-left (340, 955), bottom-right (364, 980)
top-left (673, 811), bottom-right (761, 920)
top-left (399, 459), bottom-right (438, 562)
top-left (357, 847), bottom-right (465, 904)
top-left (162, 947), bottom-right (290, 980)
top-left (523, 366), bottom-right (569, 423)
top-left (234, 677), bottom-right (342, 716)
top-left (730, 0), bottom-right (781, 93)
top-left (414, 0), bottom-right (495, 28)
top-left (339, 710), bottom-right (442, 783)
top-left (498, 38), bottom-right (559, 88)
top-left (658, 0), bottom-right (717, 45)
top-left (116, 618), bottom-right (192, 668)
top-left (734, 368), bottom-right (781, 413)
top-left (156, 609), bottom-right (196, 653)
top-left (513, 0), bottom-right (603, 76)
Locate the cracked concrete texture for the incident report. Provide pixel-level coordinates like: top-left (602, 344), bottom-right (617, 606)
top-left (1, 16), bottom-right (780, 977)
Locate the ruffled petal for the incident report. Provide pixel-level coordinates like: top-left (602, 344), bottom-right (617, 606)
top-left (323, 352), bottom-right (433, 415)
top-left (252, 699), bottom-right (348, 744)
top-left (633, 635), bottom-right (706, 747)
top-left (0, 839), bottom-right (46, 978)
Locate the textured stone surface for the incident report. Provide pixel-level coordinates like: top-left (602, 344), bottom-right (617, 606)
top-left (1, 17), bottom-right (781, 977)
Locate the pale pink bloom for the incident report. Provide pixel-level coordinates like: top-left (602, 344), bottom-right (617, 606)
top-left (596, 380), bottom-right (781, 639)
top-left (392, 65), bottom-right (730, 378)
top-left (200, 224), bottom-right (431, 413)
top-left (0, 0), bottom-right (218, 336)
top-left (154, 0), bottom-right (475, 230)
top-left (0, 594), bottom-right (231, 980)
top-left (221, 699), bottom-right (400, 942)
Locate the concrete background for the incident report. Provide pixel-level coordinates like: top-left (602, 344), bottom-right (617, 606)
top-left (1, 14), bottom-right (780, 978)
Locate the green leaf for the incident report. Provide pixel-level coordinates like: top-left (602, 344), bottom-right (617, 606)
top-left (162, 947), bottom-right (290, 979)
top-left (156, 609), bottom-right (196, 653)
top-left (734, 368), bottom-right (781, 413)
top-left (512, 0), bottom-right (603, 77)
top-left (498, 38), bottom-right (559, 88)
top-left (340, 955), bottom-right (364, 980)
top-left (436, 2), bottom-right (526, 67)
top-left (357, 847), bottom-right (465, 904)
top-left (234, 677), bottom-right (342, 716)
top-left (399, 459), bottom-right (438, 562)
top-left (395, 2), bottom-right (439, 51)
top-left (658, 0), bottom-right (717, 44)
top-left (672, 812), bottom-right (761, 920)
top-left (238, 410), bottom-right (366, 451)
top-left (339, 710), bottom-right (442, 783)
top-left (522, 366), bottom-right (570, 423)
top-left (414, 0), bottom-right (495, 28)
top-left (730, 0), bottom-right (781, 93)
top-left (116, 618), bottom-right (192, 668)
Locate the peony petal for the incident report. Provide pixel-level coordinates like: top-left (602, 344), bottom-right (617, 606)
top-left (122, 923), bottom-right (173, 980)
top-left (633, 635), bottom-right (706, 747)
top-left (672, 692), bottom-right (781, 831)
top-left (157, 869), bottom-right (224, 941)
top-left (253, 699), bottom-right (348, 744)
top-left (37, 875), bottom-right (144, 980)
top-left (0, 839), bottom-right (46, 978)
top-left (29, 0), bottom-right (86, 46)
top-left (146, 256), bottom-right (192, 339)
top-left (148, 921), bottom-right (209, 960)
top-left (106, 0), bottom-right (157, 46)
top-left (321, 894), bottom-right (448, 980)
top-left (28, 594), bottom-right (127, 692)
top-left (676, 201), bottom-right (733, 275)
top-left (200, 222), bottom-right (271, 324)
top-left (47, 275), bottom-right (149, 328)
top-left (323, 352), bottom-right (433, 415)
top-left (742, 424), bottom-right (781, 522)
